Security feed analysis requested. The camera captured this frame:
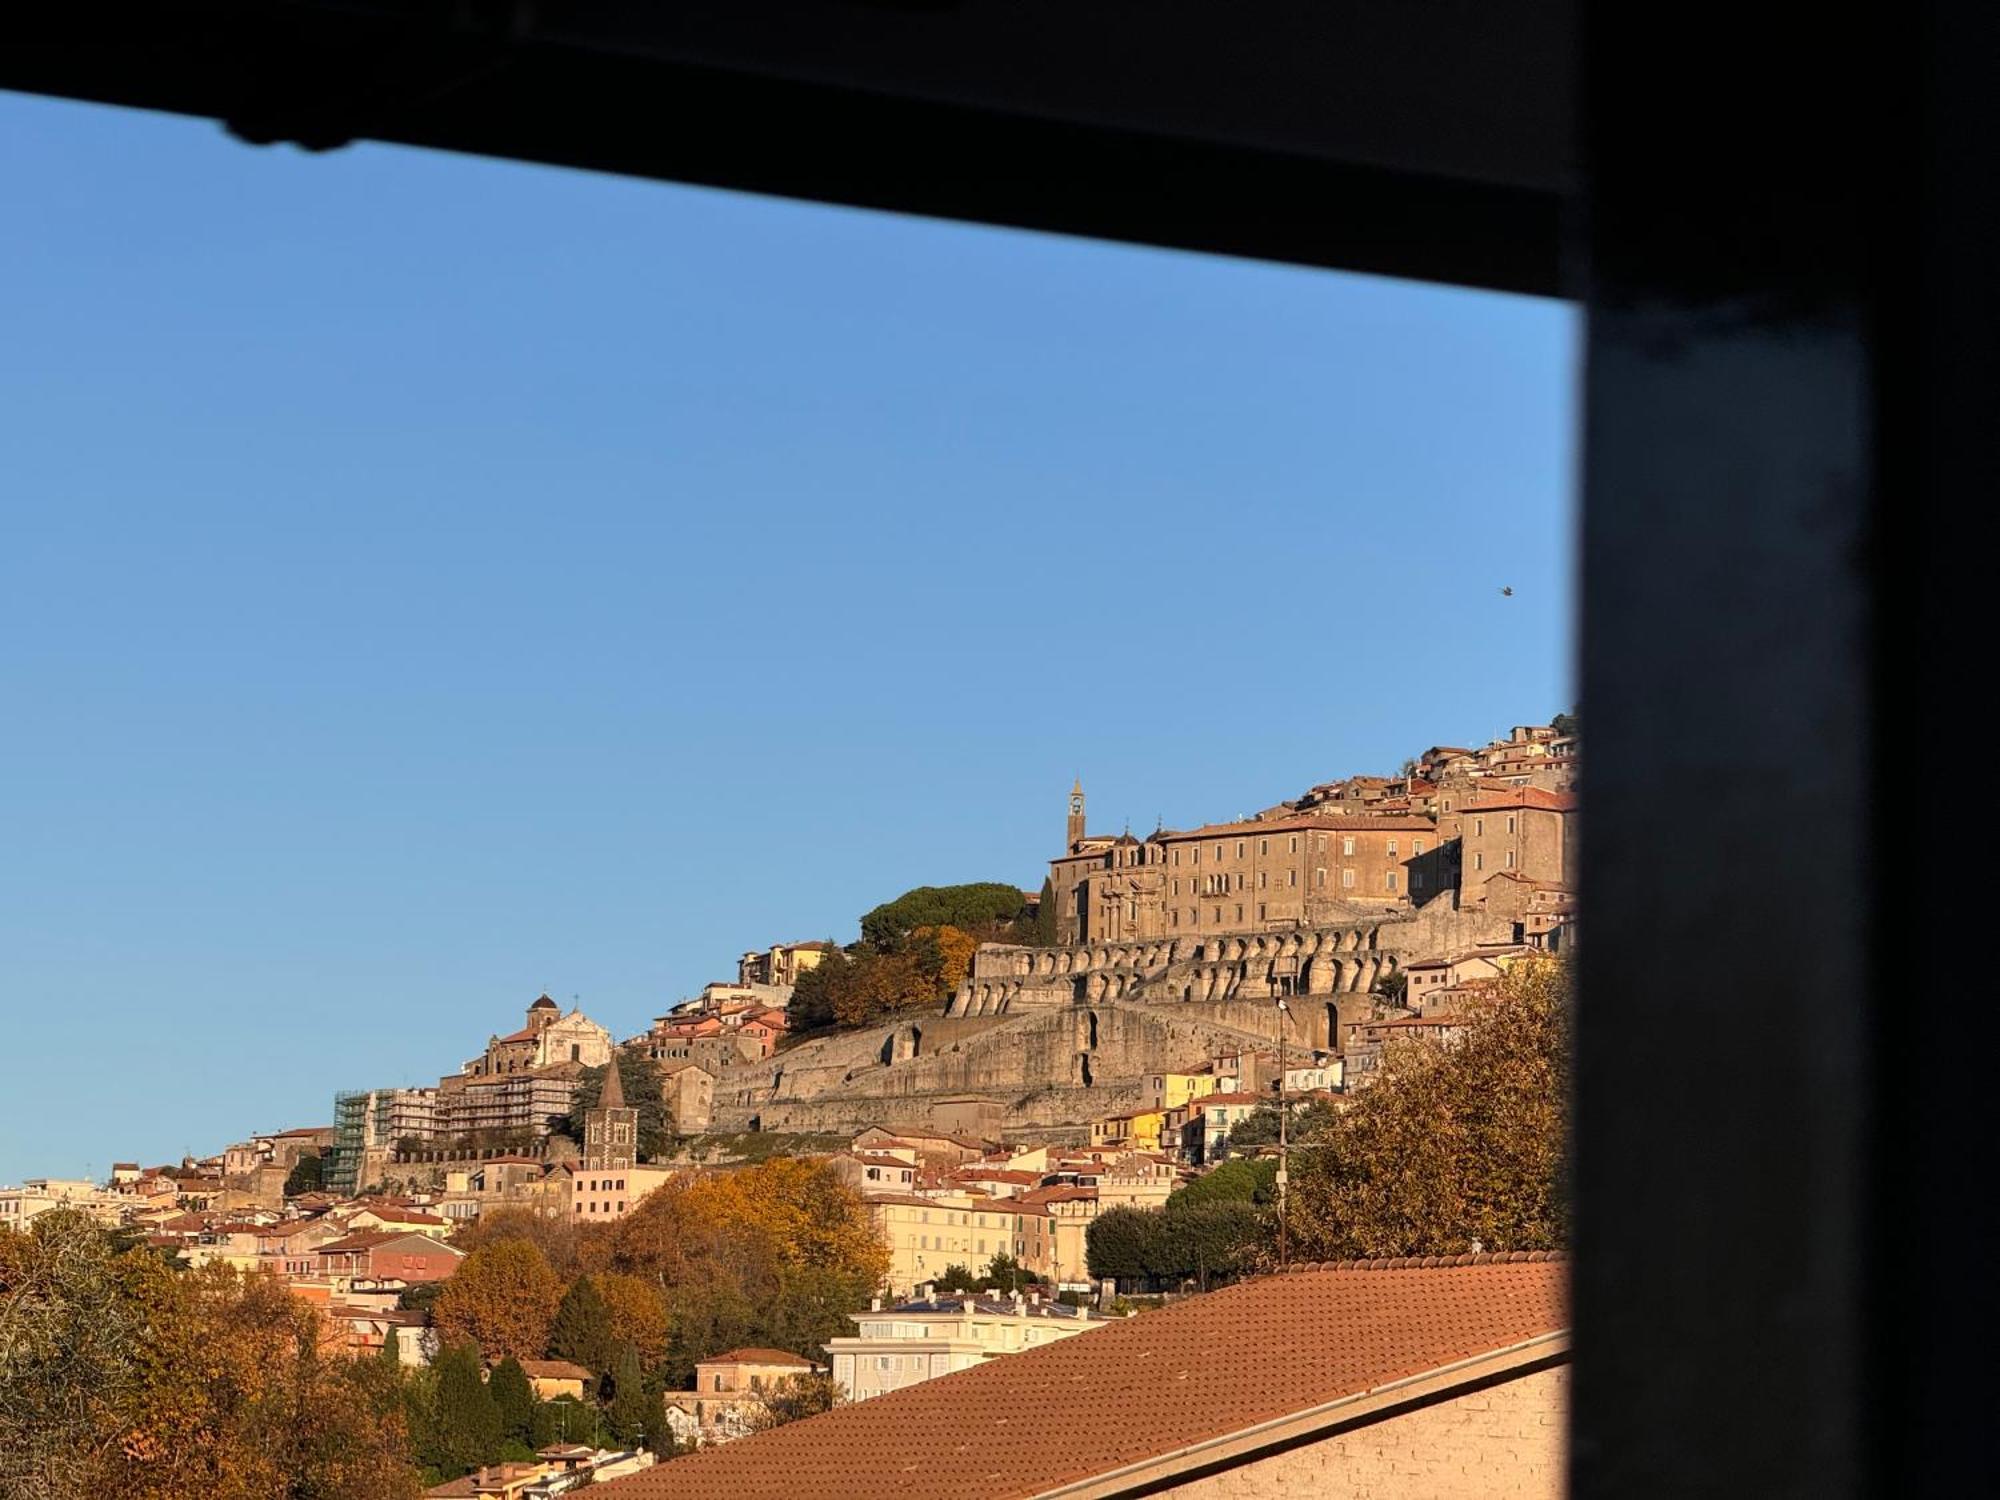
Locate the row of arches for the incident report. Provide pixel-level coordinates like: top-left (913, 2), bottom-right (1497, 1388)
top-left (954, 949), bottom-right (1404, 1018)
top-left (992, 922), bottom-right (1390, 981)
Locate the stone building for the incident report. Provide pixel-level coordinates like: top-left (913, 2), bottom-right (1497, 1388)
top-left (1441, 786), bottom-right (1578, 888)
top-left (424, 997), bottom-right (615, 1148)
top-left (583, 1056), bottom-right (637, 1171)
top-left (1050, 784), bottom-right (1437, 945)
top-left (658, 1061), bottom-right (716, 1134)
top-left (464, 995), bottom-right (614, 1078)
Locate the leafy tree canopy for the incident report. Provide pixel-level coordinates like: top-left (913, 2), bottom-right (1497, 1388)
top-left (604, 1343), bottom-right (652, 1447)
top-left (605, 1157), bottom-right (888, 1387)
top-left (283, 1152), bottom-right (324, 1198)
top-left (546, 1274), bottom-right (618, 1379)
top-left (447, 1207), bottom-right (586, 1279)
top-left (427, 1342), bottom-right (502, 1479)
top-left (1032, 877), bottom-right (1058, 947)
top-left (0, 1214), bottom-right (419, 1497)
top-left (1285, 956), bottom-right (1570, 1261)
top-left (432, 1240), bottom-right (564, 1361)
top-left (748, 1371), bottom-right (842, 1432)
top-left (933, 1252), bottom-right (1046, 1295)
top-left (786, 929), bottom-right (978, 1033)
top-left (858, 882), bottom-right (1031, 951)
top-left (1169, 1157), bottom-right (1278, 1211)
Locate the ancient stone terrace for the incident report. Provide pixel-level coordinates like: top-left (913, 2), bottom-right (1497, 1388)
top-left (948, 907), bottom-right (1486, 1018)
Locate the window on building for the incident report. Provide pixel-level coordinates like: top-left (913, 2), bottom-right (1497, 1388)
top-left (1415, 838), bottom-right (1425, 855)
top-left (1508, 815), bottom-right (1518, 833)
top-left (1289, 836), bottom-right (1298, 853)
top-left (1386, 871), bottom-right (1398, 891)
top-left (1259, 838), bottom-right (1268, 855)
top-left (1475, 852), bottom-right (1485, 871)
top-left (1258, 870), bottom-right (1267, 888)
top-left (1257, 902), bottom-right (1267, 920)
top-left (1342, 836), bottom-right (1355, 856)
top-left (1342, 868), bottom-right (1356, 888)
top-left (1288, 870), bottom-right (1297, 887)
top-left (1476, 818), bottom-right (1485, 836)
top-left (1387, 838), bottom-right (1398, 856)
top-left (1507, 849), bottom-right (1517, 868)
top-left (1315, 867), bottom-right (1326, 888)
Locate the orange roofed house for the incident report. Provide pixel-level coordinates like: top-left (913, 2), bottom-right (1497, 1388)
top-left (597, 1256), bottom-right (1567, 1500)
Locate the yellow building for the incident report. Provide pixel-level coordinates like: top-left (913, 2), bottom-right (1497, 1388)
top-left (1148, 1073), bottom-right (1221, 1111)
top-left (1087, 1111), bottom-right (1164, 1152)
top-left (868, 1194), bottom-right (1033, 1294)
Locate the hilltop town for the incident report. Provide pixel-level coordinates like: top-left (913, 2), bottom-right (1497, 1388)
top-left (3, 714), bottom-right (1575, 1498)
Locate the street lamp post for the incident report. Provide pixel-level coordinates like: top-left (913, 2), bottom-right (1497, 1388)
top-left (1273, 984), bottom-right (1292, 1270)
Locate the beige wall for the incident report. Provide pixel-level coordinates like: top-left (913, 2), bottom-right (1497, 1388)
top-left (1158, 1364), bottom-right (1566, 1500)
top-left (1449, 806), bottom-right (1574, 889)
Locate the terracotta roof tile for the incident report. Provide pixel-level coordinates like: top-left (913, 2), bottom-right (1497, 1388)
top-left (702, 1347), bottom-right (816, 1367)
top-left (1461, 787), bottom-right (1578, 813)
top-left (518, 1358), bottom-right (592, 1380)
top-left (596, 1260), bottom-right (1565, 1500)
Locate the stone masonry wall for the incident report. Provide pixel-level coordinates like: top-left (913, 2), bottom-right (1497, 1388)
top-left (1160, 1363), bottom-right (1567, 1500)
top-left (951, 900), bottom-right (1511, 1019)
top-left (710, 1002), bottom-right (1279, 1134)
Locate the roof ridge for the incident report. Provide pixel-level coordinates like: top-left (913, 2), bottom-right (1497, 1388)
top-left (1283, 1249), bottom-right (1567, 1272)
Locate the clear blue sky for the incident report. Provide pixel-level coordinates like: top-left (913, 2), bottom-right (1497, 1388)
top-left (0, 92), bottom-right (1576, 1184)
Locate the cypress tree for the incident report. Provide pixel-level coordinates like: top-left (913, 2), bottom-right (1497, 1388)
top-left (605, 1342), bottom-right (651, 1448)
top-left (431, 1342), bottom-right (502, 1475)
top-left (547, 1275), bottom-right (617, 1379)
top-left (488, 1355), bottom-right (538, 1445)
top-left (378, 1324), bottom-right (402, 1370)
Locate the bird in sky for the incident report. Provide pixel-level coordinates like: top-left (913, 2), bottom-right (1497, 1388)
top-left (1500, 585), bottom-right (1515, 597)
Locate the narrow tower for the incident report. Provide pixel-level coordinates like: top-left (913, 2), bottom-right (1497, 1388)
top-left (1067, 778), bottom-right (1087, 850)
top-left (583, 1053), bottom-right (638, 1171)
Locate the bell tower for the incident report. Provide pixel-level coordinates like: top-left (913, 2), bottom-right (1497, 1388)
top-left (583, 1055), bottom-right (638, 1171)
top-left (1067, 779), bottom-right (1087, 850)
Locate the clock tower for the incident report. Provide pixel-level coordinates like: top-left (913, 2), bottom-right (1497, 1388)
top-left (1067, 779), bottom-right (1087, 851)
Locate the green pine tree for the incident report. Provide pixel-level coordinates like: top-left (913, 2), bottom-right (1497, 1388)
top-left (488, 1355), bottom-right (538, 1446)
top-left (547, 1275), bottom-right (618, 1379)
top-left (605, 1342), bottom-right (651, 1448)
top-left (430, 1342), bottom-right (503, 1476)
top-left (378, 1323), bottom-right (403, 1371)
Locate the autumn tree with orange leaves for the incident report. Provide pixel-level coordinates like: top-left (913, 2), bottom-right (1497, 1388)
top-left (431, 1238), bottom-right (564, 1360)
top-left (604, 1157), bottom-right (888, 1387)
top-left (1283, 956), bottom-right (1571, 1261)
top-left (0, 1213), bottom-right (419, 1499)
